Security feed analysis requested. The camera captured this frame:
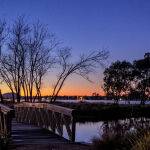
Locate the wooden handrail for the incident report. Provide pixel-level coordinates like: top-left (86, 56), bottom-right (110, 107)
top-left (15, 102), bottom-right (75, 116)
top-left (15, 102), bottom-right (76, 142)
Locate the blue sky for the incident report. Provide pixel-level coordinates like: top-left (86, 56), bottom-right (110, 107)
top-left (0, 0), bottom-right (149, 95)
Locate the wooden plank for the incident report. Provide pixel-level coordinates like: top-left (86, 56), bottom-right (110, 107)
top-left (9, 119), bottom-right (90, 150)
top-left (9, 119), bottom-right (68, 148)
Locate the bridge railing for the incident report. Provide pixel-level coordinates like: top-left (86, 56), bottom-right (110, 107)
top-left (15, 102), bottom-right (76, 142)
top-left (0, 104), bottom-right (14, 139)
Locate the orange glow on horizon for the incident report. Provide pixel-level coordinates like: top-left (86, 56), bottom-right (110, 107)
top-left (1, 84), bottom-right (105, 96)
top-left (1, 74), bottom-right (105, 96)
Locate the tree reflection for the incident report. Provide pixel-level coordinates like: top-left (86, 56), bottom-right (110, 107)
top-left (101, 117), bottom-right (150, 139)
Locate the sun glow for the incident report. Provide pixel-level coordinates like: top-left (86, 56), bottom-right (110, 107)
top-left (1, 74), bottom-right (105, 96)
top-left (1, 83), bottom-right (105, 96)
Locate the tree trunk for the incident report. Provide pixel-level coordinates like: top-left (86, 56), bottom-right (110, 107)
top-left (0, 90), bottom-right (4, 103)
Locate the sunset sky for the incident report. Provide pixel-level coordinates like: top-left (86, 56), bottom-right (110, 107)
top-left (0, 0), bottom-right (149, 96)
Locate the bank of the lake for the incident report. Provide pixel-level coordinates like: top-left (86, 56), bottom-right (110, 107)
top-left (55, 102), bottom-right (150, 121)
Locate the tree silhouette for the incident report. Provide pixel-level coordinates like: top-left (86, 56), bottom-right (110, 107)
top-left (103, 61), bottom-right (133, 103)
top-left (50, 48), bottom-right (109, 102)
top-left (133, 54), bottom-right (150, 104)
top-left (0, 17), bottom-right (109, 103)
top-left (0, 17), bottom-right (57, 102)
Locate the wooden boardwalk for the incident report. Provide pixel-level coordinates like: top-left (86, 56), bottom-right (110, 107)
top-left (0, 102), bottom-right (89, 150)
top-left (8, 119), bottom-right (89, 150)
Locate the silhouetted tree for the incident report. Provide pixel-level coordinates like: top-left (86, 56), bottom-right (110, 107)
top-left (50, 48), bottom-right (109, 102)
top-left (1, 17), bottom-right (108, 103)
top-left (103, 61), bottom-right (133, 103)
top-left (0, 17), bottom-right (57, 102)
top-left (26, 22), bottom-right (57, 102)
top-left (128, 89), bottom-right (142, 100)
top-left (133, 54), bottom-right (150, 104)
top-left (0, 20), bottom-right (6, 103)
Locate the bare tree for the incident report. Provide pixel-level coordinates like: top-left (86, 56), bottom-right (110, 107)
top-left (8, 17), bottom-right (30, 102)
top-left (50, 48), bottom-right (109, 102)
top-left (0, 17), bottom-right (57, 103)
top-left (0, 20), bottom-right (7, 103)
top-left (0, 55), bottom-right (16, 102)
top-left (0, 20), bottom-right (6, 56)
top-left (34, 53), bottom-right (55, 101)
top-left (1, 17), bottom-right (108, 103)
top-left (26, 22), bottom-right (57, 102)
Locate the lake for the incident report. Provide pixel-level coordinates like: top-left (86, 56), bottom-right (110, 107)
top-left (62, 117), bottom-right (150, 143)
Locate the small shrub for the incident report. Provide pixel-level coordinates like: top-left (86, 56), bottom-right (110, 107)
top-left (91, 129), bottom-right (150, 150)
top-left (91, 133), bottom-right (131, 150)
top-left (131, 131), bottom-right (150, 150)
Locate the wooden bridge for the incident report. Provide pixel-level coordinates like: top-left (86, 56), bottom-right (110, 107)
top-left (0, 102), bottom-right (89, 150)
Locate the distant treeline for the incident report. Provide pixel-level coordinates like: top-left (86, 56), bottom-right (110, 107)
top-left (32, 95), bottom-right (147, 101)
top-left (37, 95), bottom-right (106, 100)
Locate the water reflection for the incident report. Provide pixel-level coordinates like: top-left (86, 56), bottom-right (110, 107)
top-left (74, 117), bottom-right (150, 143)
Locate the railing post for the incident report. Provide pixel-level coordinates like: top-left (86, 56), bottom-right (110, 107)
top-left (71, 116), bottom-right (76, 142)
top-left (7, 112), bottom-right (12, 137)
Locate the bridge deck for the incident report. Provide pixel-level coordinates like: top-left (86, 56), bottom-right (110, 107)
top-left (8, 119), bottom-right (89, 150)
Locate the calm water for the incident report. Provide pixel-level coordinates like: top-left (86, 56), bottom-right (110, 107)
top-left (62, 117), bottom-right (150, 143)
top-left (51, 99), bottom-right (150, 143)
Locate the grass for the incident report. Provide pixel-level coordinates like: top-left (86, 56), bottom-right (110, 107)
top-left (91, 129), bottom-right (150, 150)
top-left (131, 131), bottom-right (150, 150)
top-left (91, 134), bottom-right (130, 150)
